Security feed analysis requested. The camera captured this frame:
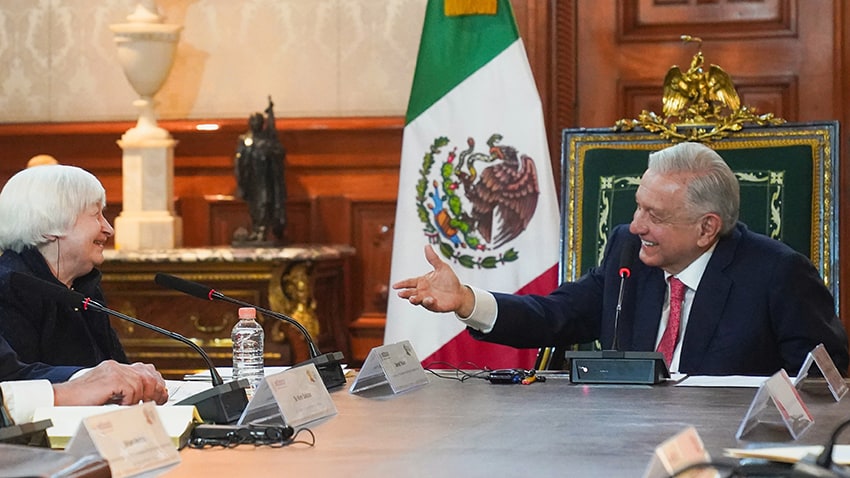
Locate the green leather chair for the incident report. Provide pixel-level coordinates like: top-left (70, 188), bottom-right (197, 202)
top-left (536, 121), bottom-right (840, 370)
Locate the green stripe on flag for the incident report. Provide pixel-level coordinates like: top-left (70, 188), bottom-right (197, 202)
top-left (405, 0), bottom-right (519, 125)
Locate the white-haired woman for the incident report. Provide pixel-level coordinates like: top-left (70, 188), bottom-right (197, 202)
top-left (0, 164), bottom-right (127, 367)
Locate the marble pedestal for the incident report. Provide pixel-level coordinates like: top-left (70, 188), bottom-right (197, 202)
top-left (114, 137), bottom-right (182, 249)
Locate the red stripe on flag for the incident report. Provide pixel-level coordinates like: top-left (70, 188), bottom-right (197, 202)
top-left (516, 263), bottom-right (559, 296)
top-left (422, 263), bottom-right (560, 369)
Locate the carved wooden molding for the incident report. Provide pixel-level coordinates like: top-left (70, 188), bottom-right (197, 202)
top-left (618, 0), bottom-right (797, 41)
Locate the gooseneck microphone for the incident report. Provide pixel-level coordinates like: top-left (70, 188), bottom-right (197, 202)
top-left (563, 233), bottom-right (669, 385)
top-left (612, 235), bottom-right (639, 350)
top-left (154, 272), bottom-right (346, 390)
top-left (9, 272), bottom-right (249, 424)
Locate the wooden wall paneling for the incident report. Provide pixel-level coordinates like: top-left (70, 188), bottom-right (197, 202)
top-left (300, 257), bottom-right (354, 362)
top-left (574, 0), bottom-right (834, 127)
top-left (551, 0), bottom-right (579, 183)
top-left (513, 0), bottom-right (561, 182)
top-left (349, 201), bottom-right (396, 363)
top-left (312, 196), bottom-right (352, 245)
top-left (352, 202), bottom-right (395, 318)
top-left (618, 0), bottom-right (797, 40)
top-left (732, 76), bottom-right (800, 121)
top-left (182, 195), bottom-right (313, 247)
top-left (839, 0), bottom-right (850, 333)
top-left (311, 196), bottom-right (398, 365)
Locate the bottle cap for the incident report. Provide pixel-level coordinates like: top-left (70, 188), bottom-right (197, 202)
top-left (238, 307), bottom-right (257, 319)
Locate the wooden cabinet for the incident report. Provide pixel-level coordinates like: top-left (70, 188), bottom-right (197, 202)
top-left (99, 245), bottom-right (354, 379)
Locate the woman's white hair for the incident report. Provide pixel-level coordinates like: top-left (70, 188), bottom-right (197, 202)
top-left (0, 165), bottom-right (106, 252)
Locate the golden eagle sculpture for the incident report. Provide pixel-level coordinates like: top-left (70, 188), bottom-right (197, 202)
top-left (662, 35), bottom-right (741, 122)
top-left (616, 35), bottom-right (784, 142)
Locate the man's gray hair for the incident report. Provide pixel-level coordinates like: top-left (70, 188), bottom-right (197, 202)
top-left (0, 164), bottom-right (106, 252)
top-left (647, 142), bottom-right (740, 235)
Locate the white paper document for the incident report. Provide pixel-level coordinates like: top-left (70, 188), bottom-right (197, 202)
top-left (726, 445), bottom-right (850, 465)
top-left (165, 380), bottom-right (213, 404)
top-left (675, 375), bottom-right (768, 388)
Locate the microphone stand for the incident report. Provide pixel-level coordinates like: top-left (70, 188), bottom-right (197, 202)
top-left (202, 292), bottom-right (346, 390)
top-left (564, 236), bottom-right (669, 385)
top-left (9, 271), bottom-right (250, 424)
top-left (611, 267), bottom-right (629, 351)
top-left (153, 273), bottom-right (346, 390)
top-left (78, 298), bottom-right (250, 425)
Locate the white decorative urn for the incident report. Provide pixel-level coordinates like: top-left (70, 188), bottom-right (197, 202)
top-left (110, 1), bottom-right (183, 250)
top-left (110, 1), bottom-right (182, 141)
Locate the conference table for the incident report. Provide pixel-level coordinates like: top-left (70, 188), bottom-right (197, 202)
top-left (163, 372), bottom-right (850, 477)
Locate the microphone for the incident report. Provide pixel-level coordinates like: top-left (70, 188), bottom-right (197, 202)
top-left (612, 235), bottom-right (639, 350)
top-left (564, 233), bottom-right (669, 385)
top-left (9, 272), bottom-right (249, 424)
top-left (153, 272), bottom-right (346, 390)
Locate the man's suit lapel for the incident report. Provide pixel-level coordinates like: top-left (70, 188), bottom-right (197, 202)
top-left (632, 267), bottom-right (665, 349)
top-left (678, 227), bottom-right (741, 369)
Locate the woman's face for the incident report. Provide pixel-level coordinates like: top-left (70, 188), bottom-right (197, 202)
top-left (58, 203), bottom-right (114, 281)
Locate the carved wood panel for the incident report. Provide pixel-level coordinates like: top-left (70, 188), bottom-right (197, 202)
top-left (570, 0), bottom-right (831, 128)
top-left (620, 0), bottom-right (796, 40)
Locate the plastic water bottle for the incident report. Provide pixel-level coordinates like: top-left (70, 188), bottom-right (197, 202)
top-left (232, 307), bottom-right (264, 398)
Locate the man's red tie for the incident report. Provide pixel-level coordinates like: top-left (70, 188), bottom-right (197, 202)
top-left (657, 277), bottom-right (686, 365)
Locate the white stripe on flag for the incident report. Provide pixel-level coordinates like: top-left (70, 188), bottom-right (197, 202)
top-left (386, 38), bottom-right (560, 367)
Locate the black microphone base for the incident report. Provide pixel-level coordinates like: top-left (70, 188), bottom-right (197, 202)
top-left (176, 379), bottom-right (250, 424)
top-left (0, 419), bottom-right (52, 447)
top-left (293, 351), bottom-right (346, 390)
top-left (566, 351), bottom-right (669, 385)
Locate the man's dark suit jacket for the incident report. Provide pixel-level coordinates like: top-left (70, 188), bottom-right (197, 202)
top-left (472, 223), bottom-right (850, 375)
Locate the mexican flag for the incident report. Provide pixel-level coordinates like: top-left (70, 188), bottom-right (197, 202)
top-left (384, 0), bottom-right (560, 369)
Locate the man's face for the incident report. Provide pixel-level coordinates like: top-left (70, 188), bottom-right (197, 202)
top-left (628, 169), bottom-right (710, 274)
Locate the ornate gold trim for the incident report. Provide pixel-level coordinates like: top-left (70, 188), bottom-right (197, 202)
top-left (614, 35), bottom-right (786, 143)
top-left (99, 272), bottom-right (273, 283)
top-left (615, 107), bottom-right (785, 143)
top-left (269, 262), bottom-right (320, 343)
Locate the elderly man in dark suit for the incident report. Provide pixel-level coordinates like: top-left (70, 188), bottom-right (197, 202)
top-left (393, 142), bottom-right (849, 375)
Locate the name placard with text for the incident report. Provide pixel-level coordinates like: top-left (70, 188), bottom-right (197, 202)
top-left (736, 369), bottom-right (814, 440)
top-left (65, 402), bottom-right (180, 478)
top-left (642, 426), bottom-right (715, 478)
top-left (794, 343), bottom-right (848, 402)
top-left (238, 362), bottom-right (337, 428)
top-left (350, 340), bottom-right (429, 394)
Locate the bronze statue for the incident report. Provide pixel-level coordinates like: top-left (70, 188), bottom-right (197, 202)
top-left (233, 96), bottom-right (287, 245)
